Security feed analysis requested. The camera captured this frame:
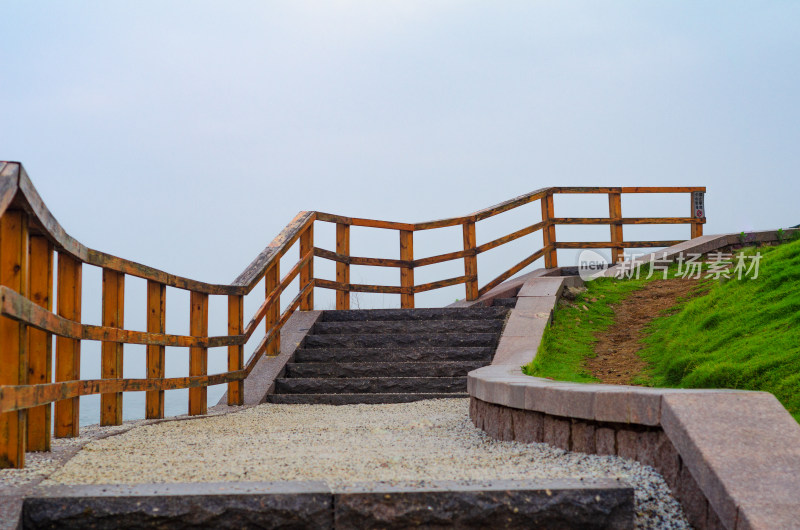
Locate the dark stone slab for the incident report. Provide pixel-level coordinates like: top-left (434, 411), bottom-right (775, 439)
top-left (284, 361), bottom-right (485, 379)
top-left (275, 376), bottom-right (466, 395)
top-left (266, 393), bottom-right (468, 405)
top-left (304, 332), bottom-right (499, 349)
top-left (333, 479), bottom-right (633, 530)
top-left (294, 346), bottom-right (494, 364)
top-left (321, 307), bottom-right (509, 322)
top-left (24, 481), bottom-right (332, 530)
top-left (313, 319), bottom-right (504, 335)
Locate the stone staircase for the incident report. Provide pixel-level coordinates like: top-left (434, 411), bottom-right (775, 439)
top-left (267, 303), bottom-right (513, 405)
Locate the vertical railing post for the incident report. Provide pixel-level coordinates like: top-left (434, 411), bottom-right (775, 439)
top-left (227, 294), bottom-right (243, 405)
top-left (146, 280), bottom-right (166, 419)
top-left (189, 291), bottom-right (208, 416)
top-left (400, 230), bottom-right (414, 308)
top-left (101, 269), bottom-right (124, 426)
top-left (55, 252), bottom-right (81, 438)
top-left (691, 191), bottom-right (705, 239)
top-left (541, 192), bottom-right (558, 268)
top-left (608, 191), bottom-right (623, 264)
top-left (335, 223), bottom-right (350, 310)
top-left (299, 223), bottom-right (314, 311)
top-left (265, 261), bottom-right (280, 356)
top-left (462, 220), bottom-right (478, 301)
top-left (0, 210), bottom-right (29, 468)
top-left (27, 235), bottom-right (53, 452)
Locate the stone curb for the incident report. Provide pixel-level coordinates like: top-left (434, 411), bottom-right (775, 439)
top-left (468, 229), bottom-right (800, 530)
top-left (19, 479), bottom-right (634, 529)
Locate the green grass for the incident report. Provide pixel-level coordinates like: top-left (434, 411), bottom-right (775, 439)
top-left (524, 238), bottom-right (800, 422)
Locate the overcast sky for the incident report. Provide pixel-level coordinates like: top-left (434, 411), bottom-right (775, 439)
top-left (3, 1), bottom-right (799, 419)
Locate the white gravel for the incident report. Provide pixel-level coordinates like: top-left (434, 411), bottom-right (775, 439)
top-left (35, 398), bottom-right (690, 529)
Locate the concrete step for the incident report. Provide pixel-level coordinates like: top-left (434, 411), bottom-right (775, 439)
top-left (321, 307), bottom-right (509, 322)
top-left (312, 319), bottom-right (504, 335)
top-left (303, 333), bottom-right (499, 349)
top-left (492, 297), bottom-right (518, 308)
top-left (275, 377), bottom-right (466, 395)
top-left (284, 361), bottom-right (485, 379)
top-left (293, 346), bottom-right (495, 364)
top-left (265, 393), bottom-right (469, 405)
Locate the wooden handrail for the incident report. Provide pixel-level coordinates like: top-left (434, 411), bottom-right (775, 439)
top-left (0, 161), bottom-right (707, 468)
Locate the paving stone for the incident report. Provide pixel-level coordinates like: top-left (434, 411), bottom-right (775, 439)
top-left (570, 420), bottom-right (596, 455)
top-left (517, 277), bottom-right (565, 297)
top-left (333, 479), bottom-right (634, 530)
top-left (595, 428), bottom-right (617, 456)
top-left (616, 429), bottom-right (639, 460)
top-left (544, 415), bottom-right (571, 451)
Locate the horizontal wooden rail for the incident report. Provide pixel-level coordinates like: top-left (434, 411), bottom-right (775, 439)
top-left (0, 161), bottom-right (706, 468)
top-left (0, 287), bottom-right (244, 348)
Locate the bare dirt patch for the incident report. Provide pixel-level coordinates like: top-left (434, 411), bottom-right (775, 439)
top-left (586, 279), bottom-right (706, 384)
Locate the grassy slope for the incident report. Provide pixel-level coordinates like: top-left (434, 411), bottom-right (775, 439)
top-left (524, 238), bottom-right (800, 421)
top-left (638, 239), bottom-right (800, 420)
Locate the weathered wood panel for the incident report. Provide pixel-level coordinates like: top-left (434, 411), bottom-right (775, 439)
top-left (608, 193), bottom-right (623, 263)
top-left (314, 278), bottom-right (410, 295)
top-left (414, 276), bottom-right (469, 294)
top-left (264, 260), bottom-right (280, 357)
top-left (336, 223), bottom-right (350, 310)
top-left (0, 210), bottom-right (29, 468)
top-left (0, 371), bottom-right (247, 414)
top-left (26, 235), bottom-right (53, 451)
top-left (541, 194), bottom-right (557, 268)
top-left (399, 230), bottom-right (414, 308)
top-left (55, 253), bottom-right (81, 438)
top-left (145, 281), bottom-right (165, 419)
top-left (188, 291), bottom-right (208, 416)
top-left (101, 269), bottom-right (124, 426)
top-left (313, 247), bottom-right (409, 268)
top-left (227, 294), bottom-right (243, 406)
top-left (462, 221), bottom-right (478, 301)
top-left (299, 224), bottom-right (314, 311)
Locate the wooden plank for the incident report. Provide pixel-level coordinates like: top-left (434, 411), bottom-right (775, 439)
top-left (145, 281), bottom-right (165, 419)
top-left (100, 269), bottom-right (124, 426)
top-left (314, 278), bottom-right (410, 295)
top-left (541, 193), bottom-right (557, 268)
top-left (0, 162), bottom-right (20, 220)
top-left (413, 215), bottom-right (474, 231)
top-left (299, 224), bottom-right (314, 311)
top-left (335, 223), bottom-right (350, 310)
top-left (552, 187), bottom-right (622, 194)
top-left (26, 235), bottom-right (53, 451)
top-left (227, 295), bottom-right (243, 406)
top-left (474, 221), bottom-right (546, 254)
top-left (0, 371), bottom-right (247, 414)
top-left (608, 192), bottom-right (623, 263)
top-left (313, 247), bottom-right (409, 268)
top-left (462, 221), bottom-right (478, 301)
top-left (0, 287), bottom-right (242, 348)
top-left (245, 281), bottom-right (314, 373)
top-left (478, 248), bottom-right (546, 297)
top-left (264, 261), bottom-right (279, 357)
top-left (412, 249), bottom-right (471, 268)
top-left (691, 193), bottom-right (704, 239)
top-left (472, 189), bottom-right (549, 221)
top-left (399, 230), bottom-right (414, 308)
top-left (554, 241), bottom-right (685, 249)
top-left (232, 211), bottom-right (315, 291)
top-left (620, 186), bottom-right (706, 193)
top-left (414, 276), bottom-right (469, 294)
top-left (0, 210), bottom-right (29, 468)
top-left (188, 291), bottom-right (208, 416)
top-left (55, 253), bottom-right (81, 438)
top-left (551, 217), bottom-right (699, 225)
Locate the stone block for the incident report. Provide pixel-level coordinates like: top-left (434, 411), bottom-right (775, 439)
top-left (511, 409), bottom-right (544, 444)
top-left (616, 429), bottom-right (639, 460)
top-left (674, 464), bottom-right (708, 530)
top-left (570, 420), bottom-right (596, 455)
top-left (543, 415), bottom-right (571, 451)
top-left (652, 431), bottom-right (681, 490)
top-left (635, 429), bottom-right (661, 469)
top-left (595, 427), bottom-right (616, 456)
top-left (333, 479), bottom-right (633, 530)
top-left (517, 277), bottom-right (565, 297)
top-left (25, 482), bottom-right (333, 530)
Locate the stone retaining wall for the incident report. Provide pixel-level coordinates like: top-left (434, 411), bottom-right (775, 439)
top-left (468, 230), bottom-right (800, 530)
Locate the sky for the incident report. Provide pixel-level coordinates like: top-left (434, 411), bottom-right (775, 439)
top-left (2, 1), bottom-right (799, 420)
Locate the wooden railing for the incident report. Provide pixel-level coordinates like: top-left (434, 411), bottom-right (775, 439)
top-left (0, 161), bottom-right (705, 468)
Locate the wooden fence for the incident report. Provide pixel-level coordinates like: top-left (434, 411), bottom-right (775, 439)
top-left (0, 161), bottom-right (705, 468)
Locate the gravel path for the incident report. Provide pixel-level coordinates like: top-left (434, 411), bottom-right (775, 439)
top-left (39, 399), bottom-right (689, 529)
